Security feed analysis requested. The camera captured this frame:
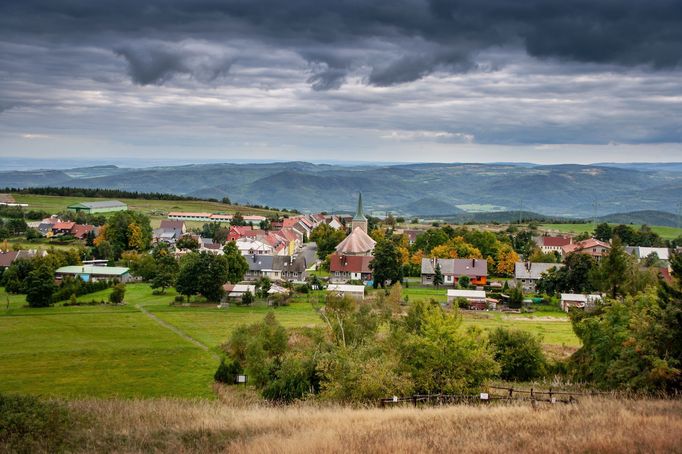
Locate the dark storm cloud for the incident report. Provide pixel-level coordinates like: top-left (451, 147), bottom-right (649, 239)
top-left (1, 0), bottom-right (681, 88)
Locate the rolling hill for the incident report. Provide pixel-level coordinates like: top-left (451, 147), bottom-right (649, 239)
top-left (2, 161), bottom-right (681, 218)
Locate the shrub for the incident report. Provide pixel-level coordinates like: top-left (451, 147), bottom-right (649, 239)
top-left (0, 393), bottom-right (75, 453)
top-left (109, 283), bottom-right (125, 304)
top-left (214, 358), bottom-right (242, 384)
top-left (174, 295), bottom-right (185, 303)
top-left (489, 327), bottom-right (547, 381)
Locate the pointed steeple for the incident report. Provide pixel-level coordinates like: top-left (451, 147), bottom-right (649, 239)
top-left (353, 192), bottom-right (367, 221)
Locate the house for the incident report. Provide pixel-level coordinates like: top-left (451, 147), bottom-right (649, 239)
top-left (535, 235), bottom-right (572, 254)
top-left (243, 255), bottom-right (280, 281)
top-left (37, 217), bottom-right (60, 236)
top-left (55, 265), bottom-right (131, 283)
top-left (626, 246), bottom-right (670, 262)
top-left (327, 284), bottom-right (365, 300)
top-left (562, 238), bottom-right (611, 260)
top-left (326, 216), bottom-right (344, 230)
top-left (153, 220), bottom-right (186, 244)
top-left (329, 254), bottom-right (373, 283)
top-left (70, 224), bottom-right (96, 240)
top-left (236, 238), bottom-right (274, 256)
top-left (513, 262), bottom-right (564, 292)
top-left (446, 289), bottom-right (488, 310)
top-left (67, 200), bottom-right (127, 214)
top-left (560, 293), bottom-right (602, 312)
top-left (274, 255), bottom-right (307, 282)
top-left (51, 221), bottom-right (76, 236)
top-left (400, 229), bottom-right (423, 246)
top-left (421, 258), bottom-right (488, 286)
top-left (199, 238), bottom-right (224, 254)
top-left (0, 250), bottom-right (44, 272)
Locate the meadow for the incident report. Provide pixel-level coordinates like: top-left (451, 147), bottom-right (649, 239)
top-left (0, 283), bottom-right (579, 399)
top-left (11, 193), bottom-right (282, 223)
top-left (10, 395), bottom-right (682, 453)
top-left (540, 222), bottom-right (682, 240)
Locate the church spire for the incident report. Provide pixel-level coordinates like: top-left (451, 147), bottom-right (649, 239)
top-left (353, 192), bottom-right (366, 221)
top-left (351, 192), bottom-right (368, 233)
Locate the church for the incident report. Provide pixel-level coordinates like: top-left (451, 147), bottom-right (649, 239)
top-left (329, 192), bottom-right (376, 283)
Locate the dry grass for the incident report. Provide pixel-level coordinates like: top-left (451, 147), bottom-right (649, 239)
top-left (61, 396), bottom-right (682, 453)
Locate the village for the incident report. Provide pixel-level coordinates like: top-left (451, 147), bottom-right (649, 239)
top-left (1, 191), bottom-right (677, 315)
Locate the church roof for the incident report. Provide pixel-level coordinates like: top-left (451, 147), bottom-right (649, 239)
top-left (335, 227), bottom-right (376, 255)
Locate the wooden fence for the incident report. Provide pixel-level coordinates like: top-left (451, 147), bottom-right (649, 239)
top-left (379, 385), bottom-right (611, 408)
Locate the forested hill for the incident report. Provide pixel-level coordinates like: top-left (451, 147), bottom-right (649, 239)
top-left (1, 161), bottom-right (681, 218)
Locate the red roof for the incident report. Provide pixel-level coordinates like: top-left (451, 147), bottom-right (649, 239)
top-left (0, 251), bottom-right (19, 268)
top-left (52, 221), bottom-right (76, 231)
top-left (541, 236), bottom-right (572, 247)
top-left (70, 224), bottom-right (95, 239)
top-left (329, 254), bottom-right (373, 274)
top-left (659, 267), bottom-right (673, 283)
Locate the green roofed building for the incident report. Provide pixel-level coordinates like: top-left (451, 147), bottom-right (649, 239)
top-left (55, 265), bottom-right (131, 283)
top-left (67, 200), bottom-right (127, 213)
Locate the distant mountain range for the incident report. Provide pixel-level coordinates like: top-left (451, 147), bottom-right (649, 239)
top-left (1, 161), bottom-right (681, 221)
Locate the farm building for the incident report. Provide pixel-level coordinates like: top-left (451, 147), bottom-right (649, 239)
top-left (67, 200), bottom-right (127, 214)
top-left (447, 289), bottom-right (488, 310)
top-left (55, 265), bottom-right (131, 283)
top-left (327, 284), bottom-right (365, 300)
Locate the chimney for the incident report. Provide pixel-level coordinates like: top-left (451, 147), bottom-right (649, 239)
top-left (472, 258), bottom-right (476, 268)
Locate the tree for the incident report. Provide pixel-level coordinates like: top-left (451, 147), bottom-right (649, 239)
top-left (175, 252), bottom-right (228, 302)
top-left (458, 275), bottom-right (471, 289)
top-left (256, 277), bottom-right (272, 299)
top-left (241, 290), bottom-right (254, 306)
top-left (96, 211), bottom-right (152, 258)
top-left (592, 236), bottom-right (629, 299)
top-left (231, 212), bottom-right (246, 226)
top-left (6, 219), bottom-right (28, 235)
top-left (176, 235), bottom-right (200, 251)
top-left (413, 228), bottom-right (449, 254)
top-left (508, 283), bottom-right (524, 308)
top-left (109, 283), bottom-right (126, 304)
top-left (223, 241), bottom-right (249, 284)
top-left (221, 196), bottom-right (232, 205)
top-left (25, 264), bottom-right (56, 308)
top-left (25, 228), bottom-right (41, 241)
top-left (537, 253), bottom-right (597, 295)
top-left (310, 223), bottom-right (346, 260)
top-left (370, 238), bottom-right (403, 288)
top-left (433, 262), bottom-right (444, 289)
top-left (151, 254), bottom-right (179, 293)
top-left (594, 223), bottom-right (613, 242)
top-left (496, 245), bottom-right (520, 277)
top-left (489, 328), bottom-right (546, 381)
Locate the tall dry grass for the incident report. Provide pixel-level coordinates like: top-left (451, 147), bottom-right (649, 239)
top-left (65, 396), bottom-right (682, 453)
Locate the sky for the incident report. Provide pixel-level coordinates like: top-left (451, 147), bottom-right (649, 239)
top-left (1, 0), bottom-right (682, 165)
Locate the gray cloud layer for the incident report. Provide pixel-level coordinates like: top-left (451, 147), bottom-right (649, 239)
top-left (0, 0), bottom-right (681, 160)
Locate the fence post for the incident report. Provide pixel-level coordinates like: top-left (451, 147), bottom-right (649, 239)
top-left (530, 388), bottom-right (534, 400)
top-left (413, 395), bottom-right (417, 407)
top-left (508, 387), bottom-right (513, 399)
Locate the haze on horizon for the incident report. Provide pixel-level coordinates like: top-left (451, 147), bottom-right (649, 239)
top-left (1, 1), bottom-right (682, 164)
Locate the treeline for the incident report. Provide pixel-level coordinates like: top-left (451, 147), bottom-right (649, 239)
top-left (3, 186), bottom-right (217, 202)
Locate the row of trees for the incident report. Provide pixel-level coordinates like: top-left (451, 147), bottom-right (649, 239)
top-left (217, 286), bottom-right (547, 402)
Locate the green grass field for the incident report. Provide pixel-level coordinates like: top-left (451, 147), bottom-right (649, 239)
top-left (12, 193), bottom-right (282, 222)
top-left (540, 223), bottom-right (682, 240)
top-left (0, 283), bottom-right (578, 399)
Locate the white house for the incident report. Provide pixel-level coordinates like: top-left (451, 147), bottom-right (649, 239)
top-left (446, 289), bottom-right (487, 309)
top-left (236, 237), bottom-right (274, 256)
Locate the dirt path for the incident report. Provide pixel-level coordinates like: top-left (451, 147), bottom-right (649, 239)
top-left (135, 304), bottom-right (220, 361)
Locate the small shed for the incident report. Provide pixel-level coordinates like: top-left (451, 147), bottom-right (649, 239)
top-left (447, 289), bottom-right (488, 310)
top-left (327, 284), bottom-right (365, 300)
top-left (560, 293), bottom-right (602, 312)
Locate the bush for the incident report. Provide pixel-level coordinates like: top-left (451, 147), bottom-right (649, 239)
top-left (489, 327), bottom-right (546, 381)
top-left (214, 358), bottom-right (242, 383)
top-left (174, 295), bottom-right (185, 303)
top-left (109, 283), bottom-right (125, 304)
top-left (0, 393), bottom-right (75, 453)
